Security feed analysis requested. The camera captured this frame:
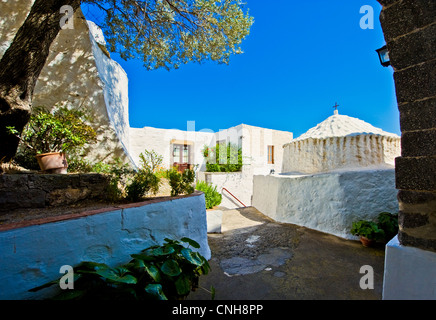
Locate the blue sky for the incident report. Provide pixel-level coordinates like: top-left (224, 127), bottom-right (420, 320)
top-left (83, 0), bottom-right (400, 139)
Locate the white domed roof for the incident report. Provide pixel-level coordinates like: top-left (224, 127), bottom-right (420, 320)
top-left (293, 112), bottom-right (400, 142)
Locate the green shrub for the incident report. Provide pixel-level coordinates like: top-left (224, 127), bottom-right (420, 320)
top-left (168, 168), bottom-right (195, 196)
top-left (350, 220), bottom-right (385, 241)
top-left (29, 238), bottom-right (211, 300)
top-left (7, 105), bottom-right (97, 156)
top-left (203, 143), bottom-right (243, 172)
top-left (350, 212), bottom-right (399, 243)
top-left (139, 149), bottom-right (163, 173)
top-left (125, 169), bottom-right (160, 202)
top-left (196, 181), bottom-right (222, 209)
top-left (376, 212), bottom-right (399, 242)
top-left (8, 105), bottom-right (97, 170)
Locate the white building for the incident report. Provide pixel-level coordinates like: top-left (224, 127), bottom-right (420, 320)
top-left (253, 110), bottom-right (401, 239)
top-left (282, 110), bottom-right (401, 174)
top-left (129, 124), bottom-right (293, 208)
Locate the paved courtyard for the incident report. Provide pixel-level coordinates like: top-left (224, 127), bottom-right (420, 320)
top-left (189, 207), bottom-right (386, 300)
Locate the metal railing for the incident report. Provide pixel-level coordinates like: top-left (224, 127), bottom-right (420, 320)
top-left (222, 188), bottom-right (246, 207)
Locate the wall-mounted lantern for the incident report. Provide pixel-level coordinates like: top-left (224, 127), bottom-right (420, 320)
top-left (376, 45), bottom-right (391, 67)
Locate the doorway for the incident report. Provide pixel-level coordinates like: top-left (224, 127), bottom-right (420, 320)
top-left (173, 144), bottom-right (192, 172)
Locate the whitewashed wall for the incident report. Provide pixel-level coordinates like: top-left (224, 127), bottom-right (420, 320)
top-left (216, 124), bottom-right (293, 176)
top-left (252, 169), bottom-right (399, 239)
top-left (200, 172), bottom-right (251, 209)
top-left (129, 126), bottom-right (215, 171)
top-left (0, 0), bottom-right (33, 57)
top-left (1, 2), bottom-right (134, 165)
top-left (0, 193), bottom-right (210, 300)
top-left (129, 124), bottom-right (293, 209)
top-left (282, 135), bottom-right (401, 174)
top-left (383, 236), bottom-right (436, 300)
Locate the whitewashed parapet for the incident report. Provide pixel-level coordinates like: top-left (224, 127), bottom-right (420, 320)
top-left (253, 169), bottom-right (398, 239)
top-left (282, 135), bottom-right (401, 174)
top-left (0, 192), bottom-right (210, 300)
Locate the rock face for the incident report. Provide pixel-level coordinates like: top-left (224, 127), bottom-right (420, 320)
top-left (282, 112), bottom-right (401, 174)
top-left (0, 1), bottom-right (133, 166)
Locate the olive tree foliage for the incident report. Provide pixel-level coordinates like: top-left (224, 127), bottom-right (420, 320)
top-left (85, 0), bottom-right (254, 70)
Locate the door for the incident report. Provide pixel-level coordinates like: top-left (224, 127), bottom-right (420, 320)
top-left (173, 144), bottom-right (191, 172)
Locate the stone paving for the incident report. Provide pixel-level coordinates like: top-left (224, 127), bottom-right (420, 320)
top-left (188, 207), bottom-right (386, 300)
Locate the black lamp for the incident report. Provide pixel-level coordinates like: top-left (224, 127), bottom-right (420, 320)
top-left (376, 45), bottom-right (391, 67)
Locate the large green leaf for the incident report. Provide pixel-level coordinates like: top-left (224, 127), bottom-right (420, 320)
top-left (144, 246), bottom-right (175, 257)
top-left (181, 237), bottom-right (200, 249)
top-left (181, 248), bottom-right (203, 266)
top-left (145, 284), bottom-right (167, 300)
top-left (175, 274), bottom-right (191, 296)
top-left (144, 264), bottom-right (161, 282)
top-left (160, 259), bottom-right (182, 277)
top-left (95, 267), bottom-right (137, 284)
top-left (201, 258), bottom-right (211, 275)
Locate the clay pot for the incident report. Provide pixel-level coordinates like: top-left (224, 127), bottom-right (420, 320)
top-left (360, 236), bottom-right (375, 247)
top-left (35, 152), bottom-right (68, 174)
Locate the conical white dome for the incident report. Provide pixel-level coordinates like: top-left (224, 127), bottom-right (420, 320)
top-left (294, 113), bottom-right (399, 142)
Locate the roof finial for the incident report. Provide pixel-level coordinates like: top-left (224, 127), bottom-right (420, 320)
top-left (333, 102), bottom-right (339, 115)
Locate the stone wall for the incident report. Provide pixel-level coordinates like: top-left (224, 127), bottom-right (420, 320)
top-left (0, 173), bottom-right (110, 212)
top-left (378, 0), bottom-right (436, 252)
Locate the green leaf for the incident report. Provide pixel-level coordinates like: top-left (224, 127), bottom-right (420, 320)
top-left (145, 284), bottom-right (168, 300)
top-left (210, 285), bottom-right (216, 300)
top-left (144, 264), bottom-right (161, 282)
top-left (164, 238), bottom-right (180, 245)
top-left (200, 258), bottom-right (211, 275)
top-left (181, 237), bottom-right (201, 249)
top-left (175, 274), bottom-right (191, 296)
top-left (144, 246), bottom-right (175, 257)
top-left (95, 267), bottom-right (137, 284)
top-left (181, 248), bottom-right (203, 266)
top-left (160, 259), bottom-right (182, 277)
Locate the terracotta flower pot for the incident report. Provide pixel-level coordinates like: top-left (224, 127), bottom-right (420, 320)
top-left (360, 236), bottom-right (375, 247)
top-left (35, 152), bottom-right (68, 174)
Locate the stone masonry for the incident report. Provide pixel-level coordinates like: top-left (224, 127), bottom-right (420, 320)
top-left (0, 174), bottom-right (110, 212)
top-left (378, 0), bottom-right (436, 251)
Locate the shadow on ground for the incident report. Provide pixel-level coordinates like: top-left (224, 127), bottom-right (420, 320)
top-left (188, 207), bottom-right (385, 300)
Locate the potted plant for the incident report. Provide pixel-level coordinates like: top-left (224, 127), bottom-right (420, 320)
top-left (350, 220), bottom-right (385, 247)
top-left (7, 105), bottom-right (97, 174)
top-left (377, 212), bottom-right (399, 243)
